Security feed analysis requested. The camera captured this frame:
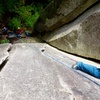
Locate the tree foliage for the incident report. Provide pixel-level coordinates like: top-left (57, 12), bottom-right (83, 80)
top-left (0, 0), bottom-right (19, 12)
top-left (0, 4), bottom-right (3, 18)
top-left (0, 0), bottom-right (52, 30)
top-left (8, 17), bottom-right (21, 30)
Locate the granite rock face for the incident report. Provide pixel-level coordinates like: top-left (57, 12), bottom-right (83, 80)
top-left (0, 43), bottom-right (100, 100)
top-left (35, 0), bottom-right (99, 33)
top-left (42, 3), bottom-right (100, 60)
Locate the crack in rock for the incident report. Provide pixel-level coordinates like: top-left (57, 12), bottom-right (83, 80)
top-left (0, 58), bottom-right (8, 71)
top-left (0, 44), bottom-right (13, 71)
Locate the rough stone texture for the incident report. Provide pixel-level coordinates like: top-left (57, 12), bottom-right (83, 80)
top-left (35, 0), bottom-right (99, 33)
top-left (42, 3), bottom-right (100, 60)
top-left (0, 43), bottom-right (100, 100)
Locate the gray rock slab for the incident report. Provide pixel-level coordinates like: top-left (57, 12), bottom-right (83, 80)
top-left (43, 2), bottom-right (100, 60)
top-left (0, 43), bottom-right (100, 100)
top-left (35, 0), bottom-right (99, 32)
top-left (0, 44), bottom-right (12, 65)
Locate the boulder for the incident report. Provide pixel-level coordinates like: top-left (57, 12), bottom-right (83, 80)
top-left (42, 3), bottom-right (100, 60)
top-left (35, 0), bottom-right (99, 33)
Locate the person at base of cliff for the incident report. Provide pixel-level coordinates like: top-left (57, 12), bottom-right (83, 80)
top-left (16, 27), bottom-right (24, 38)
top-left (72, 62), bottom-right (100, 79)
top-left (2, 26), bottom-right (8, 35)
top-left (6, 30), bottom-right (16, 38)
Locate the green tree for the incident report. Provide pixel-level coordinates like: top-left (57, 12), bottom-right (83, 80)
top-left (14, 4), bottom-right (42, 28)
top-left (0, 0), bottom-right (19, 12)
top-left (8, 17), bottom-right (21, 30)
top-left (0, 4), bottom-right (3, 18)
top-left (0, 0), bottom-right (52, 31)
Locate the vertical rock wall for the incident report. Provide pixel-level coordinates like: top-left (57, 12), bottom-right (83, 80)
top-left (35, 0), bottom-right (99, 33)
top-left (42, 3), bottom-right (100, 60)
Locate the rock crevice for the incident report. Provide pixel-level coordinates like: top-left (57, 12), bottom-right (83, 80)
top-left (0, 44), bottom-right (12, 71)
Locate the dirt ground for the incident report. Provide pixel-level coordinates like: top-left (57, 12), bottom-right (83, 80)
top-left (9, 37), bottom-right (44, 44)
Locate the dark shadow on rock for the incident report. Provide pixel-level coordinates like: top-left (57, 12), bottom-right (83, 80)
top-left (0, 59), bottom-right (8, 71)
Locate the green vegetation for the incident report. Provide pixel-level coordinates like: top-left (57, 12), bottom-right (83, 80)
top-left (0, 0), bottom-right (52, 30)
top-left (8, 17), bottom-right (21, 30)
top-left (0, 39), bottom-right (9, 44)
top-left (14, 4), bottom-right (41, 28)
top-left (0, 4), bottom-right (3, 19)
top-left (0, 0), bottom-right (52, 44)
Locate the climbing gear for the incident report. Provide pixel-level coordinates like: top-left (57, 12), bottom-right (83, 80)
top-left (72, 63), bottom-right (77, 69)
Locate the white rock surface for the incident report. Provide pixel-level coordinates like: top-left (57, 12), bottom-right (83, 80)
top-left (0, 43), bottom-right (100, 100)
top-left (43, 3), bottom-right (100, 60)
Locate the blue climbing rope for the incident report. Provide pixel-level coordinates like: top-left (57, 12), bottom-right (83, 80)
top-left (27, 45), bottom-right (100, 86)
top-left (43, 52), bottom-right (100, 86)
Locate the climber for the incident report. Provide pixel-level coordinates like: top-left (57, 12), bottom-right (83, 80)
top-left (16, 27), bottom-right (24, 38)
top-left (72, 62), bottom-right (100, 79)
top-left (7, 30), bottom-right (16, 38)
